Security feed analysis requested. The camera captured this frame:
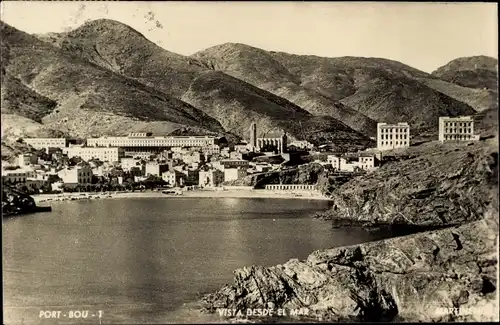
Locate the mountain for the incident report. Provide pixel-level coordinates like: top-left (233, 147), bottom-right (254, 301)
top-left (431, 56), bottom-right (498, 90)
top-left (0, 20), bottom-right (226, 139)
top-left (192, 43), bottom-right (478, 136)
top-left (33, 19), bottom-right (371, 148)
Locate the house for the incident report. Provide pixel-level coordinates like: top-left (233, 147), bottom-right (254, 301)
top-left (438, 116), bottom-right (480, 142)
top-left (161, 170), bottom-right (186, 187)
top-left (57, 165), bottom-right (93, 187)
top-left (288, 140), bottom-right (314, 151)
top-left (224, 168), bottom-right (248, 183)
top-left (2, 168), bottom-right (37, 184)
top-left (358, 155), bottom-right (378, 171)
top-left (62, 147), bottom-right (125, 162)
top-left (202, 144), bottom-right (221, 156)
top-left (145, 162), bottom-right (170, 177)
top-left (199, 169), bottom-right (224, 188)
top-left (18, 153), bottom-right (38, 167)
top-left (377, 122), bottom-right (410, 151)
top-left (121, 157), bottom-right (144, 171)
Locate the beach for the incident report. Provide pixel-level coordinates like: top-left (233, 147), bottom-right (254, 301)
top-left (31, 189), bottom-right (332, 204)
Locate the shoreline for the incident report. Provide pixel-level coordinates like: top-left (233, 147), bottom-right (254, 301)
top-left (32, 189), bottom-right (332, 204)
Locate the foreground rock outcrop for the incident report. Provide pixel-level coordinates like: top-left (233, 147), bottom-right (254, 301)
top-left (201, 208), bottom-right (498, 322)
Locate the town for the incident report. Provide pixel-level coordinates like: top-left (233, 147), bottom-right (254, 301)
top-left (2, 116), bottom-right (480, 197)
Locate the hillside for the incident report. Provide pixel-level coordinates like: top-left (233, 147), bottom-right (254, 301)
top-left (192, 43), bottom-right (378, 136)
top-left (318, 138), bottom-right (498, 228)
top-left (193, 43), bottom-right (478, 137)
top-left (432, 56), bottom-right (498, 90)
top-left (35, 19), bottom-right (370, 147)
top-left (1, 20), bottom-right (226, 139)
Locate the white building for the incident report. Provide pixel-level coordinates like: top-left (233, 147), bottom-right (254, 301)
top-left (87, 133), bottom-right (217, 148)
top-left (327, 155), bottom-right (371, 172)
top-left (199, 169), bottom-right (224, 188)
top-left (121, 157), bottom-right (144, 171)
top-left (62, 147), bottom-right (125, 162)
top-left (162, 171), bottom-right (177, 186)
top-left (288, 140), bottom-right (314, 151)
top-left (2, 168), bottom-right (36, 183)
top-left (234, 143), bottom-right (250, 153)
top-left (358, 156), bottom-right (377, 171)
top-left (23, 138), bottom-right (67, 150)
top-left (377, 123), bottom-right (410, 151)
top-left (327, 155), bottom-right (343, 170)
top-left (202, 144), bottom-right (220, 156)
top-left (145, 163), bottom-right (169, 177)
top-left (18, 153), bottom-right (38, 167)
top-left (438, 116), bottom-right (480, 142)
top-left (57, 165), bottom-right (93, 185)
top-left (229, 151), bottom-right (244, 160)
top-left (224, 168), bottom-right (248, 183)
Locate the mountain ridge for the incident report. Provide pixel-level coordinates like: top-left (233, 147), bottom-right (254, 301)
top-left (28, 19), bottom-right (373, 147)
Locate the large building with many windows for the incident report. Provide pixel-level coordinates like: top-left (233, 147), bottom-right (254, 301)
top-left (86, 133), bottom-right (217, 148)
top-left (23, 138), bottom-right (67, 150)
top-left (62, 147), bottom-right (125, 162)
top-left (377, 123), bottom-right (410, 151)
top-left (438, 116), bottom-right (480, 142)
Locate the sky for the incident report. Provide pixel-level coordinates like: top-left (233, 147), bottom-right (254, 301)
top-left (0, 1), bottom-right (497, 73)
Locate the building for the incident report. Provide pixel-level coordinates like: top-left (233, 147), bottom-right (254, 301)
top-left (327, 155), bottom-right (341, 169)
top-left (23, 138), bottom-right (67, 150)
top-left (62, 147), bottom-right (125, 162)
top-left (257, 133), bottom-right (287, 154)
top-left (18, 153), bottom-right (38, 167)
top-left (199, 169), bottom-right (224, 188)
top-left (234, 143), bottom-right (250, 153)
top-left (377, 123), bottom-right (410, 151)
top-left (57, 165), bottom-right (93, 186)
top-left (121, 157), bottom-right (144, 171)
top-left (229, 151), bottom-right (244, 160)
top-left (438, 116), bottom-right (480, 142)
top-left (327, 155), bottom-right (357, 172)
top-left (220, 159), bottom-right (250, 170)
top-left (202, 144), bottom-right (220, 156)
top-left (182, 151), bottom-right (203, 164)
top-left (224, 168), bottom-right (248, 183)
top-left (358, 156), bottom-right (377, 171)
top-left (87, 133), bottom-right (217, 149)
top-left (2, 168), bottom-right (37, 183)
top-left (249, 123), bottom-right (257, 151)
top-left (288, 140), bottom-right (314, 151)
top-left (145, 163), bottom-right (170, 177)
top-left (25, 178), bottom-right (47, 192)
top-left (161, 170), bottom-right (186, 187)
top-left (248, 123), bottom-right (287, 153)
top-left (328, 154), bottom-right (378, 172)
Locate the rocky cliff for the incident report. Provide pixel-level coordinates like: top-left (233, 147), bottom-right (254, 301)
top-left (201, 211), bottom-right (498, 322)
top-left (317, 138), bottom-right (498, 228)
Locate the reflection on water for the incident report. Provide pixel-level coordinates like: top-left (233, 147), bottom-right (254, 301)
top-left (4, 197), bottom-right (388, 324)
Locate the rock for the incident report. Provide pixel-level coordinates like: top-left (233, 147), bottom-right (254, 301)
top-left (201, 213), bottom-right (498, 322)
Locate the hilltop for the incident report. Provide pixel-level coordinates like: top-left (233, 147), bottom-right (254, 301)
top-left (432, 55), bottom-right (498, 90)
top-left (33, 19), bottom-right (370, 147)
top-left (193, 43), bottom-right (480, 136)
